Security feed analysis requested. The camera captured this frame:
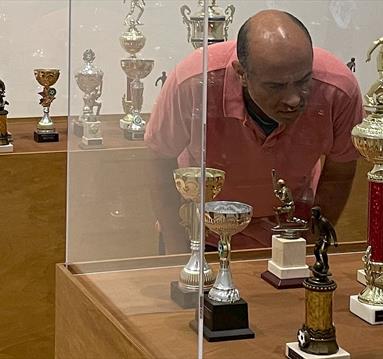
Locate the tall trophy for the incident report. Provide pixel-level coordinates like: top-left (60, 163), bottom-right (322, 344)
top-left (34, 69), bottom-right (60, 142)
top-left (120, 0), bottom-right (154, 140)
top-left (286, 207), bottom-right (350, 358)
top-left (196, 200), bottom-right (254, 341)
top-left (74, 49), bottom-right (104, 147)
top-left (171, 167), bottom-right (225, 308)
top-left (350, 37), bottom-right (383, 325)
top-left (0, 79), bottom-right (13, 152)
top-left (261, 170), bottom-right (310, 289)
top-left (180, 0), bottom-right (235, 49)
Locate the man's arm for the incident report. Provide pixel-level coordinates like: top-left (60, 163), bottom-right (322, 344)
top-left (314, 158), bottom-right (357, 225)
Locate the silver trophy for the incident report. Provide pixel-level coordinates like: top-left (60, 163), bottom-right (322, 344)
top-left (120, 0), bottom-right (154, 140)
top-left (180, 0), bottom-right (235, 49)
top-left (74, 49), bottom-right (104, 146)
top-left (205, 201), bottom-right (252, 303)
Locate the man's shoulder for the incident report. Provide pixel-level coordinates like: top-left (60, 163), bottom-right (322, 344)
top-left (174, 41), bottom-right (237, 85)
top-left (313, 47), bottom-right (359, 98)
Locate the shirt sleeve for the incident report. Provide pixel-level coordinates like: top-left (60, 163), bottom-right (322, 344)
top-left (327, 81), bottom-right (364, 162)
top-left (144, 67), bottom-right (200, 159)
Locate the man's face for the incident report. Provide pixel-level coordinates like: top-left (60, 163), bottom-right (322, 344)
top-left (240, 49), bottom-right (313, 125)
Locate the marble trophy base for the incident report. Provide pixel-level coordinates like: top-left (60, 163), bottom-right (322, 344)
top-left (79, 137), bottom-right (103, 149)
top-left (261, 235), bottom-right (310, 289)
top-left (0, 143), bottom-right (13, 152)
top-left (191, 294), bottom-right (255, 342)
top-left (34, 130), bottom-right (59, 143)
top-left (349, 295), bottom-right (383, 324)
top-left (123, 129), bottom-right (144, 141)
top-left (286, 342), bottom-right (350, 359)
top-left (357, 269), bottom-right (366, 285)
top-left (170, 281), bottom-right (208, 309)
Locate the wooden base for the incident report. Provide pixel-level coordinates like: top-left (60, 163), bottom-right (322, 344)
top-left (261, 270), bottom-right (305, 289)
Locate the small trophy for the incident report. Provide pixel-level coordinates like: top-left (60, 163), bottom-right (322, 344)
top-left (180, 0), bottom-right (235, 49)
top-left (197, 200), bottom-right (255, 341)
top-left (120, 0), bottom-right (154, 140)
top-left (261, 169), bottom-right (310, 289)
top-left (170, 167), bottom-right (225, 308)
top-left (0, 79), bottom-right (13, 152)
top-left (349, 37), bottom-right (383, 324)
top-left (34, 69), bottom-right (60, 142)
top-left (286, 207), bottom-right (350, 358)
top-left (74, 49), bottom-right (104, 147)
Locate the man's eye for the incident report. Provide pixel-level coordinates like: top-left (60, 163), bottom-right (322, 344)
top-left (268, 84), bottom-right (284, 90)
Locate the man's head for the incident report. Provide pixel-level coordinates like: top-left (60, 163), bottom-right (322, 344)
top-left (232, 10), bottom-right (313, 125)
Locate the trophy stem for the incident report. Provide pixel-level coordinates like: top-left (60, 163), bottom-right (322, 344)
top-left (38, 107), bottom-right (54, 130)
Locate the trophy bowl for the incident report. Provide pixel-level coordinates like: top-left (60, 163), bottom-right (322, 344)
top-left (75, 73), bottom-right (103, 94)
top-left (120, 59), bottom-right (154, 80)
top-left (34, 69), bottom-right (60, 87)
top-left (120, 28), bottom-right (146, 56)
top-left (205, 201), bottom-right (253, 237)
top-left (173, 167), bottom-right (225, 202)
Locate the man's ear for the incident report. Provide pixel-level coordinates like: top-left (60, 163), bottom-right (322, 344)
top-left (232, 60), bottom-right (247, 87)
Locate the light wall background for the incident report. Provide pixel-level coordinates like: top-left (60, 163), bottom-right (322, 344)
top-left (1, 0), bottom-right (382, 118)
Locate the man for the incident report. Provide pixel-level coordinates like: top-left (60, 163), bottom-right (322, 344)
top-left (145, 10), bottom-right (363, 252)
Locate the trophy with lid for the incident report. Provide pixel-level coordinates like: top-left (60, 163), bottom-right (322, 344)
top-left (261, 169), bottom-right (310, 289)
top-left (120, 0), bottom-right (154, 140)
top-left (74, 49), bottom-right (104, 147)
top-left (349, 37), bottom-right (383, 325)
top-left (34, 69), bottom-right (60, 142)
top-left (0, 79), bottom-right (13, 152)
top-left (286, 207), bottom-right (350, 358)
top-left (180, 0), bottom-right (235, 49)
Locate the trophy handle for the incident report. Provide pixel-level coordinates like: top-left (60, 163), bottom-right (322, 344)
top-left (180, 5), bottom-right (192, 43)
top-left (224, 5), bottom-right (235, 41)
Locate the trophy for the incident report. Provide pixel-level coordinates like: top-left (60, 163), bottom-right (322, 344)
top-left (34, 69), bottom-right (60, 142)
top-left (120, 0), bottom-right (154, 140)
top-left (74, 49), bottom-right (104, 147)
top-left (349, 37), bottom-right (383, 325)
top-left (170, 167), bottom-right (225, 308)
top-left (180, 0), bottom-right (235, 49)
top-left (0, 79), bottom-right (13, 152)
top-left (261, 170), bottom-right (310, 289)
top-left (286, 207), bottom-right (350, 358)
top-left (196, 200), bottom-right (254, 341)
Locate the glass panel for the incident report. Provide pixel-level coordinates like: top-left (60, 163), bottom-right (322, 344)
top-left (66, 1), bottom-right (208, 358)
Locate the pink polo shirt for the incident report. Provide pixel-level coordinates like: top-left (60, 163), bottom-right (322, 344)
top-left (145, 41), bottom-right (363, 248)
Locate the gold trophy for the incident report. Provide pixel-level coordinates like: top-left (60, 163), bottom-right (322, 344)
top-left (199, 200), bottom-right (255, 341)
top-left (286, 207), bottom-right (350, 358)
top-left (34, 69), bottom-right (60, 142)
top-left (349, 37), bottom-right (383, 324)
top-left (170, 167), bottom-right (225, 308)
top-left (0, 79), bottom-right (13, 152)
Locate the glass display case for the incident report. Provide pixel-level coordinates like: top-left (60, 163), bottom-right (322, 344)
top-left (47, 0), bottom-right (383, 358)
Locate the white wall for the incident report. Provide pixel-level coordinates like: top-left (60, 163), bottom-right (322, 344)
top-left (1, 0), bottom-right (382, 118)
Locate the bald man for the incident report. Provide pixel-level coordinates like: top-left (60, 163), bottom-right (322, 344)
top-left (145, 10), bottom-right (363, 253)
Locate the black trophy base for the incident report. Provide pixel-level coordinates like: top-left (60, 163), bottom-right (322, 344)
top-left (124, 129), bottom-right (144, 141)
top-left (191, 294), bottom-right (255, 342)
top-left (34, 131), bottom-right (59, 143)
top-left (73, 121), bottom-right (83, 137)
top-left (261, 270), bottom-right (305, 289)
top-left (170, 281), bottom-right (199, 309)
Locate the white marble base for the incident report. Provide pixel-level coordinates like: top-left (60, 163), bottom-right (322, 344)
top-left (286, 342), bottom-right (350, 359)
top-left (357, 269), bottom-right (366, 285)
top-left (81, 136), bottom-right (103, 146)
top-left (0, 143), bottom-right (13, 152)
top-left (268, 235), bottom-right (310, 279)
top-left (349, 295), bottom-right (383, 325)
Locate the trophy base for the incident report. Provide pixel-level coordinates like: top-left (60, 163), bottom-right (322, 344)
top-left (357, 269), bottom-right (366, 285)
top-left (124, 129), bottom-right (144, 141)
top-left (192, 294), bottom-right (255, 342)
top-left (349, 295), bottom-right (383, 324)
top-left (261, 270), bottom-right (306, 289)
top-left (34, 131), bottom-right (59, 143)
top-left (286, 342), bottom-right (350, 359)
top-left (73, 120), bottom-right (84, 137)
top-left (80, 137), bottom-right (103, 148)
top-left (170, 281), bottom-right (200, 309)
top-left (0, 143), bottom-right (13, 152)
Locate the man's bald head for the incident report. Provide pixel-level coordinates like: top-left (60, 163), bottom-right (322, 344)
top-left (237, 10), bottom-right (313, 71)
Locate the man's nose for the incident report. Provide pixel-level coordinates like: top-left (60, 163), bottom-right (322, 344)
top-left (281, 90), bottom-right (301, 109)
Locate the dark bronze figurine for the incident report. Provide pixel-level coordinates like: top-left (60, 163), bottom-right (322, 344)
top-left (0, 80), bottom-right (9, 114)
